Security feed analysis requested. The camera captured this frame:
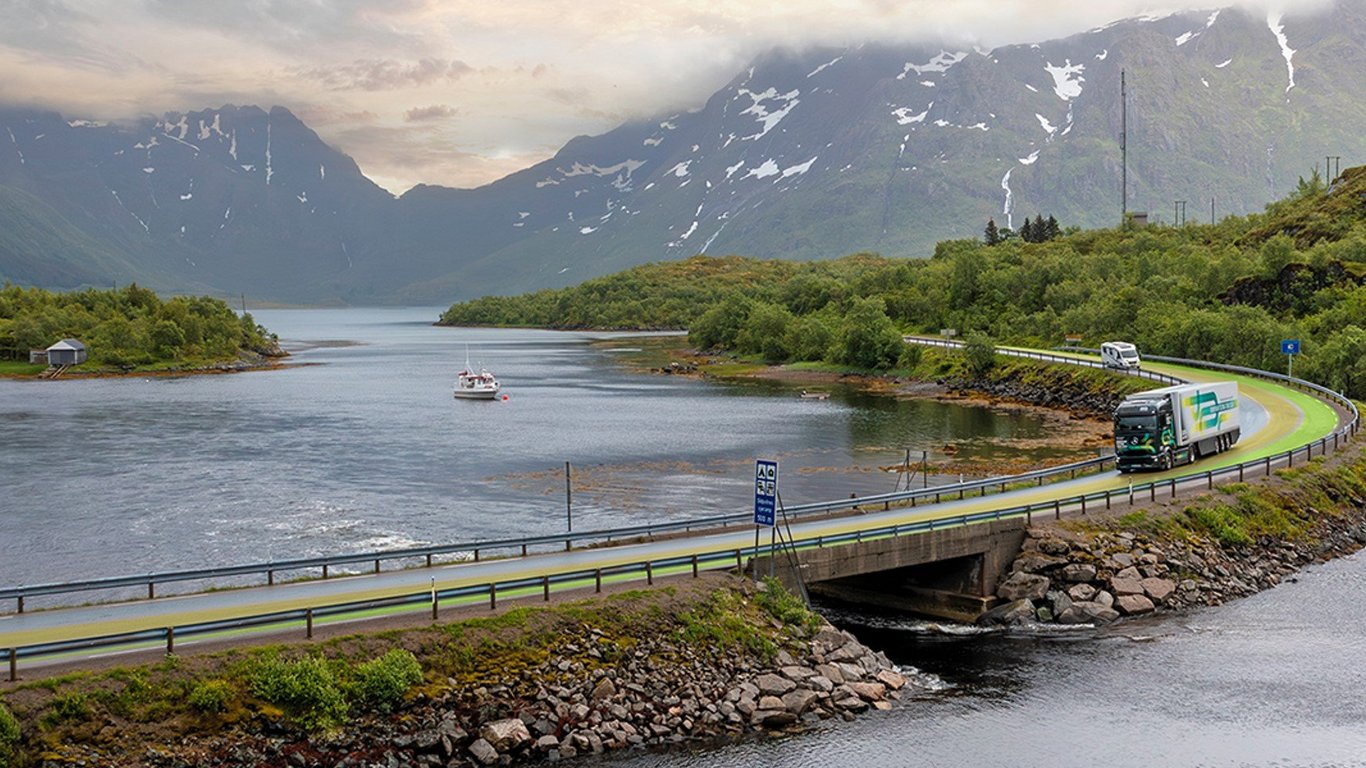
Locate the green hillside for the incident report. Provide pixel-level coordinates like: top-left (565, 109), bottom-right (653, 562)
top-left (440, 165), bottom-right (1366, 400)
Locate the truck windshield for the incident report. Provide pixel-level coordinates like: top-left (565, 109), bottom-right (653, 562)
top-left (1122, 351), bottom-right (1138, 360)
top-left (1116, 415), bottom-right (1156, 431)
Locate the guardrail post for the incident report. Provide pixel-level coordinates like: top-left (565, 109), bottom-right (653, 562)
top-left (646, 562), bottom-right (654, 586)
top-left (1171, 478), bottom-right (1177, 498)
top-left (323, 564), bottom-right (329, 579)
top-left (489, 584), bottom-right (497, 610)
top-left (373, 559), bottom-right (380, 574)
top-left (7, 648), bottom-right (14, 682)
top-left (1105, 490), bottom-right (1111, 510)
top-left (1054, 500), bottom-right (1061, 520)
top-left (426, 554), bottom-right (433, 568)
top-left (16, 596), bottom-right (22, 614)
top-left (522, 544), bottom-right (528, 557)
top-left (148, 582), bottom-right (155, 600)
top-left (1238, 464), bottom-right (1244, 482)
top-left (692, 555), bottom-right (699, 578)
top-left (1207, 471), bottom-right (1213, 490)
top-left (1080, 496), bottom-right (1086, 515)
top-left (165, 627), bottom-right (174, 655)
top-left (1288, 449), bottom-right (1294, 468)
top-left (543, 576), bottom-right (550, 601)
top-left (306, 608), bottom-right (314, 639)
top-left (268, 570), bottom-right (274, 586)
top-left (595, 569), bottom-right (603, 593)
top-left (432, 592), bottom-right (438, 621)
top-left (1150, 484), bottom-right (1156, 502)
top-left (735, 549), bottom-right (743, 571)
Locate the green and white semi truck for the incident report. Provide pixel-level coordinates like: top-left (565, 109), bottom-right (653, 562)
top-left (1113, 382), bottom-right (1240, 472)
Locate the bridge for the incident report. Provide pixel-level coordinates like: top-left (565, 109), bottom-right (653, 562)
top-left (0, 347), bottom-right (1357, 680)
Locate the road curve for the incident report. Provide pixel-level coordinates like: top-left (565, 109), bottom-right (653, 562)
top-left (0, 354), bottom-right (1348, 667)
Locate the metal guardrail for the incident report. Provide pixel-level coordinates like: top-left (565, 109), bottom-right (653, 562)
top-left (1, 455), bottom-right (1124, 613)
top-left (3, 342), bottom-right (1359, 678)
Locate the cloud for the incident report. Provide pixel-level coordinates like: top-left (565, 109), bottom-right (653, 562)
top-left (404, 104), bottom-right (457, 122)
top-left (292, 58), bottom-right (475, 92)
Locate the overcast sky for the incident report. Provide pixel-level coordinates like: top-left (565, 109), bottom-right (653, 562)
top-left (0, 0), bottom-right (1329, 193)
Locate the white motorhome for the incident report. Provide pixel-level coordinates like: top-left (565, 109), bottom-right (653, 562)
top-left (1101, 341), bottom-right (1141, 370)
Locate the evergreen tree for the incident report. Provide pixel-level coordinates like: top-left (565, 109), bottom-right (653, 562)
top-left (1032, 214), bottom-right (1046, 242)
top-left (984, 218), bottom-right (1001, 246)
top-left (1045, 215), bottom-right (1061, 241)
top-left (1019, 218), bottom-right (1034, 243)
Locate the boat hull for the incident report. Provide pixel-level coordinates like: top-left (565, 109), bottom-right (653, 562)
top-left (452, 388), bottom-right (500, 400)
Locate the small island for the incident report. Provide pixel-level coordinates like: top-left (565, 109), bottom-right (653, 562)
top-left (0, 284), bottom-right (285, 378)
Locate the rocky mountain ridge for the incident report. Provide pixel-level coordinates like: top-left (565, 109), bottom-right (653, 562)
top-left (3, 1), bottom-right (1365, 303)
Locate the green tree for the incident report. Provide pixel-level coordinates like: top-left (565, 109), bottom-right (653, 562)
top-left (736, 302), bottom-right (795, 362)
top-left (687, 294), bottom-right (752, 351)
top-left (984, 218), bottom-right (1001, 246)
top-left (963, 331), bottom-right (997, 377)
top-left (835, 297), bottom-right (903, 370)
top-left (785, 316), bottom-right (834, 361)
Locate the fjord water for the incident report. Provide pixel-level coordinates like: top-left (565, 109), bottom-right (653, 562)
top-left (0, 307), bottom-right (1063, 589)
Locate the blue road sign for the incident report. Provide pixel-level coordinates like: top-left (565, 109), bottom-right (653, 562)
top-left (1281, 339), bottom-right (1300, 355)
top-left (754, 460), bottom-right (778, 527)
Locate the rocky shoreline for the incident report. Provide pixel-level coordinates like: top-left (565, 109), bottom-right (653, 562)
top-left (982, 465), bottom-right (1366, 627)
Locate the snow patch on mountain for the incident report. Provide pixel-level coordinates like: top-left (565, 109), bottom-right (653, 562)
top-left (320, 164), bottom-right (326, 181)
top-left (1206, 10), bottom-right (1221, 27)
top-left (579, 226), bottom-right (597, 235)
top-left (745, 159), bottom-right (780, 180)
top-left (111, 190), bottom-right (148, 232)
top-left (807, 56), bottom-right (842, 78)
top-left (668, 160), bottom-right (691, 177)
top-left (738, 88), bottom-right (801, 140)
top-left (1267, 13), bottom-right (1295, 94)
top-left (782, 156), bottom-right (817, 177)
top-left (643, 137), bottom-right (663, 146)
top-left (1096, 49), bottom-right (1108, 61)
top-left (1019, 150), bottom-right (1040, 165)
top-left (898, 51), bottom-right (967, 79)
top-left (67, 119), bottom-right (107, 128)
top-left (1044, 60), bottom-right (1085, 100)
top-left (1036, 114), bottom-right (1057, 134)
top-left (6, 128), bottom-right (22, 164)
top-left (1176, 31), bottom-right (1197, 46)
top-left (265, 119), bottom-right (274, 185)
top-left (725, 160), bottom-right (745, 179)
top-left (1202, 77), bottom-right (1210, 88)
top-left (1216, 58), bottom-right (1232, 68)
top-left (893, 104), bottom-right (932, 125)
top-left (1000, 169), bottom-right (1015, 228)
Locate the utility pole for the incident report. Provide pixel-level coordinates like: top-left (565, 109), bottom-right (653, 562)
top-left (1174, 200), bottom-right (1186, 226)
top-left (565, 462), bottom-right (573, 534)
top-left (1210, 196), bottom-right (1216, 225)
top-left (1121, 69), bottom-right (1127, 225)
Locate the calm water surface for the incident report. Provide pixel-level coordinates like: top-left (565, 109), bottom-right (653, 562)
top-left (0, 307), bottom-right (1065, 587)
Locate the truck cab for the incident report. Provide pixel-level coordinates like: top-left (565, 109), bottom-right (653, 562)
top-left (1101, 341), bottom-right (1141, 370)
top-left (1114, 394), bottom-right (1185, 471)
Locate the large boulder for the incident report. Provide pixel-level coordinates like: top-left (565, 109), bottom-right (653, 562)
top-left (1111, 574), bottom-right (1145, 596)
top-left (1056, 601), bottom-right (1121, 624)
top-left (997, 572), bottom-right (1051, 601)
top-left (1116, 594), bottom-right (1156, 615)
top-left (1060, 563), bottom-right (1098, 582)
top-left (755, 673), bottom-right (797, 696)
top-left (977, 598), bottom-right (1037, 626)
top-left (1141, 577), bottom-right (1177, 603)
top-left (468, 738), bottom-right (499, 765)
top-left (480, 719), bottom-right (531, 752)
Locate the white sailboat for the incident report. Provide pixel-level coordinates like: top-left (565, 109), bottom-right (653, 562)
top-left (453, 348), bottom-right (501, 400)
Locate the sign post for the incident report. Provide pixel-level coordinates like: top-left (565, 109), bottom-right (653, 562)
top-left (753, 460), bottom-right (778, 583)
top-left (1281, 339), bottom-right (1300, 379)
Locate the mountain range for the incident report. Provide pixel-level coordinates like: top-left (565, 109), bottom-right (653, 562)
top-left (2, 1), bottom-right (1365, 304)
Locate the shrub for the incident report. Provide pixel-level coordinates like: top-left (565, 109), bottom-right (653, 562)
top-left (351, 650), bottom-right (423, 711)
top-left (249, 655), bottom-right (348, 731)
top-left (754, 578), bottom-right (820, 634)
top-left (962, 331), bottom-right (998, 377)
top-left (187, 679), bottom-right (234, 714)
top-left (0, 701), bottom-right (19, 768)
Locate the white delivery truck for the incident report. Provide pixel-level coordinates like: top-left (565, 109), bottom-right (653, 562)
top-left (1113, 382), bottom-right (1240, 472)
top-left (1101, 341), bottom-right (1141, 370)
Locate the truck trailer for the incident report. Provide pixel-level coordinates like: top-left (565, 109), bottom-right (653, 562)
top-left (1113, 382), bottom-right (1240, 472)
